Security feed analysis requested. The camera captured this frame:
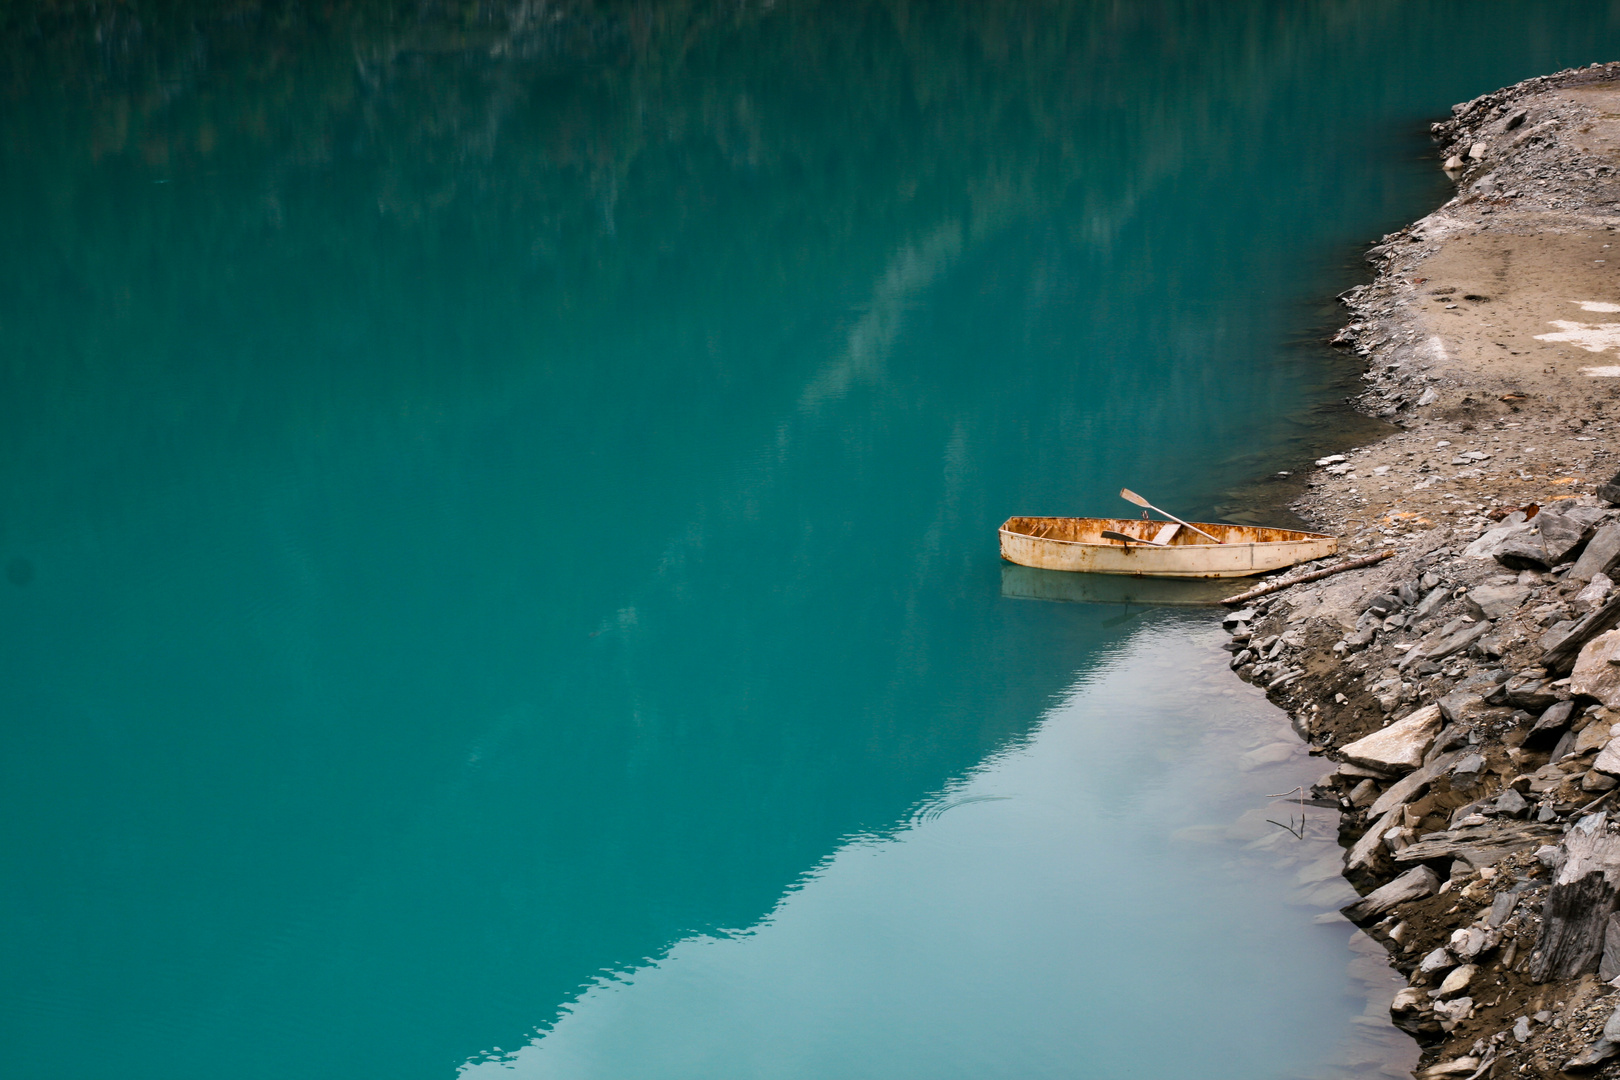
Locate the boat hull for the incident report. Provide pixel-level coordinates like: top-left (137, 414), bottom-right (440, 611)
top-left (998, 516), bottom-right (1337, 579)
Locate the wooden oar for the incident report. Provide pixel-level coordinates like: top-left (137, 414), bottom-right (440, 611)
top-left (1118, 489), bottom-right (1225, 544)
top-left (1100, 530), bottom-right (1167, 547)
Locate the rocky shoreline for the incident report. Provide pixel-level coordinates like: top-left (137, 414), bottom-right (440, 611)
top-left (1227, 63), bottom-right (1620, 1079)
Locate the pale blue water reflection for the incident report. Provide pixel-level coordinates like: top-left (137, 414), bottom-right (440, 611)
top-left (461, 624), bottom-right (1377, 1080)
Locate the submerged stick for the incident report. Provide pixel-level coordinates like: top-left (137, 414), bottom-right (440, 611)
top-left (1218, 550), bottom-right (1395, 607)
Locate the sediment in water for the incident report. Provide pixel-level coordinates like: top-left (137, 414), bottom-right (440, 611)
top-left (1225, 63), bottom-right (1620, 1080)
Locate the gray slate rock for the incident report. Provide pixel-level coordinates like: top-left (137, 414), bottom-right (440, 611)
top-left (1487, 508), bottom-right (1605, 571)
top-left (1462, 511), bottom-right (1535, 561)
top-left (1412, 585), bottom-right (1451, 622)
top-left (1467, 583), bottom-right (1531, 621)
top-left (1538, 509), bottom-right (1606, 566)
top-left (1573, 523), bottom-right (1620, 584)
top-left (1401, 620), bottom-right (1490, 670)
top-left (1341, 705), bottom-right (1443, 773)
top-left (1600, 913), bottom-right (1620, 982)
top-left (1494, 788), bottom-right (1530, 818)
top-left (1488, 890), bottom-right (1518, 927)
top-left (1394, 822), bottom-right (1563, 869)
top-left (1599, 469), bottom-right (1620, 506)
top-left (1526, 700), bottom-right (1578, 750)
top-left (1543, 592), bottom-right (1620, 674)
top-left (1505, 670), bottom-right (1561, 712)
top-left (1343, 865), bottom-right (1441, 923)
top-left (1530, 819), bottom-right (1620, 982)
top-left (1369, 750), bottom-right (1464, 818)
top-left (1345, 807), bottom-right (1398, 885)
top-left (1419, 946), bottom-right (1457, 974)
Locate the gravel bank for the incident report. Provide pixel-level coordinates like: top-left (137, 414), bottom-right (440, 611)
top-left (1227, 63), bottom-right (1620, 1080)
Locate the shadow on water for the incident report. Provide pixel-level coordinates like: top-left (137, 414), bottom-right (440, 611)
top-left (3, 3), bottom-right (1620, 1079)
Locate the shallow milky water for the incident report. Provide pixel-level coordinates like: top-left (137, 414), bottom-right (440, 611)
top-left (5, 4), bottom-right (1620, 1079)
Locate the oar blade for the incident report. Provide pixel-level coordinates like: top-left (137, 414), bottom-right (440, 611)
top-left (1119, 488), bottom-right (1149, 508)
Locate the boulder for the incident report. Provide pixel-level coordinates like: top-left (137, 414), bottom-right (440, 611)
top-left (1343, 864), bottom-right (1441, 922)
top-left (1488, 891), bottom-right (1518, 927)
top-left (1391, 987), bottom-right (1440, 1036)
top-left (1432, 996), bottom-right (1474, 1028)
top-left (1542, 592), bottom-right (1620, 674)
top-left (1572, 522), bottom-right (1620, 584)
top-left (1526, 700), bottom-right (1577, 749)
top-left (1574, 717), bottom-right (1617, 757)
top-left (1494, 787), bottom-right (1530, 817)
top-left (1400, 619), bottom-right (1491, 671)
top-left (1541, 508), bottom-right (1607, 565)
top-left (1571, 631), bottom-right (1620, 709)
top-left (1419, 946), bottom-right (1457, 974)
top-left (1344, 807), bottom-right (1398, 885)
top-left (1602, 914), bottom-right (1620, 982)
top-left (1594, 734), bottom-right (1620, 777)
top-left (1369, 750), bottom-right (1463, 818)
top-left (1467, 583), bottom-right (1531, 621)
top-left (1439, 673), bottom-right (1503, 724)
top-left (1484, 508), bottom-right (1605, 570)
top-left (1340, 705), bottom-right (1443, 773)
top-left (1391, 987), bottom-right (1429, 1015)
top-left (1565, 1040), bottom-right (1620, 1072)
top-left (1463, 510), bottom-right (1536, 561)
top-left (1600, 470), bottom-right (1620, 506)
top-left (1435, 963), bottom-right (1477, 999)
top-left (1576, 573), bottom-right (1615, 615)
top-left (1505, 669), bottom-right (1561, 711)
top-left (1450, 926), bottom-right (1495, 960)
top-left (1394, 822), bottom-right (1563, 869)
top-left (1530, 816), bottom-right (1620, 982)
top-left (1412, 585), bottom-right (1451, 622)
top-left (1222, 607), bottom-right (1257, 627)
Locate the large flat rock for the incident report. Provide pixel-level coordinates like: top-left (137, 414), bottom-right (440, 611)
top-left (1393, 822), bottom-right (1563, 868)
top-left (1343, 865), bottom-right (1441, 923)
top-left (1340, 704), bottom-right (1443, 774)
top-left (1573, 522), bottom-right (1620, 584)
top-left (1572, 630), bottom-right (1620, 710)
top-left (1467, 583), bottom-right (1531, 621)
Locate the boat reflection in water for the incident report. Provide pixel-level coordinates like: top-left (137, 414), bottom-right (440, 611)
top-left (999, 563), bottom-right (1238, 608)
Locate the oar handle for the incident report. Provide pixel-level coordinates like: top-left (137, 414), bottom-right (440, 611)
top-left (1119, 488), bottom-right (1223, 544)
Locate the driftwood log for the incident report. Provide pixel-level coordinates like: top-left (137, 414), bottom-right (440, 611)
top-left (1219, 550), bottom-right (1395, 607)
top-left (1531, 822), bottom-right (1620, 982)
top-left (1542, 591), bottom-right (1620, 674)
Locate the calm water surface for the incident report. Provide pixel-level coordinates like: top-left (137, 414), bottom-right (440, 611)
top-left (4, 4), bottom-right (1620, 1078)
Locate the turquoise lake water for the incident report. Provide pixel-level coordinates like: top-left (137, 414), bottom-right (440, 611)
top-left (5, 4), bottom-right (1620, 1078)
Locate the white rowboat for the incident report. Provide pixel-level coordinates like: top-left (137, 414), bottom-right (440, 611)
top-left (998, 516), bottom-right (1337, 579)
